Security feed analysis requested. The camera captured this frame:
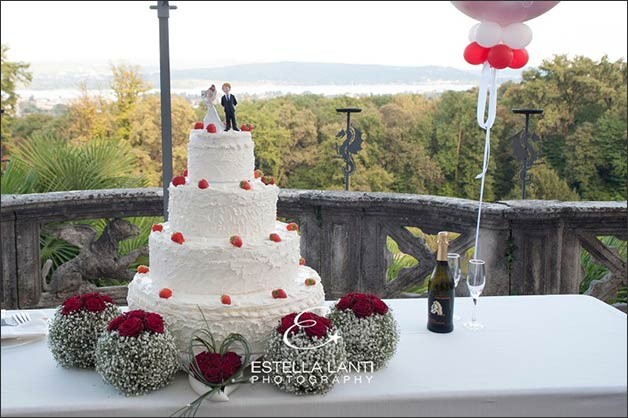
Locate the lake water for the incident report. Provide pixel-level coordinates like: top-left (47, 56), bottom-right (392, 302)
top-left (18, 82), bottom-right (479, 105)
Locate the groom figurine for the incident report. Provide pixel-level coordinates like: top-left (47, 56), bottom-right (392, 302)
top-left (220, 82), bottom-right (239, 131)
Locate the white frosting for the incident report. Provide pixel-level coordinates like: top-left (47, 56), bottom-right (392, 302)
top-left (168, 178), bottom-right (278, 240)
top-left (127, 266), bottom-right (325, 353)
top-left (148, 221), bottom-right (301, 295)
top-left (127, 126), bottom-right (327, 354)
top-left (188, 129), bottom-right (254, 185)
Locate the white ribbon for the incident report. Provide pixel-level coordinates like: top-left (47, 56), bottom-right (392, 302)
top-left (473, 62), bottom-right (497, 260)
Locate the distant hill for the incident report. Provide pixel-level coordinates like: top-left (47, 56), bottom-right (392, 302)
top-left (27, 62), bottom-right (522, 90)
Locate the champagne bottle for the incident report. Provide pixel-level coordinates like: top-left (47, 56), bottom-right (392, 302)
top-left (427, 231), bottom-right (454, 333)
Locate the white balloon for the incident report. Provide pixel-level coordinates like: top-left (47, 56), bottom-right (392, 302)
top-left (502, 23), bottom-right (533, 49)
top-left (475, 21), bottom-right (502, 48)
top-left (468, 23), bottom-right (480, 43)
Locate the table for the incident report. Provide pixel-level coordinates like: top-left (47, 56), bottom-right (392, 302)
top-left (1, 295), bottom-right (626, 417)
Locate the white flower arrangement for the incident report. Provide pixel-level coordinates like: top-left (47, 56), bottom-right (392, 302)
top-left (94, 310), bottom-right (180, 396)
top-left (47, 292), bottom-right (121, 368)
top-left (264, 312), bottom-right (347, 395)
top-left (329, 293), bottom-right (399, 371)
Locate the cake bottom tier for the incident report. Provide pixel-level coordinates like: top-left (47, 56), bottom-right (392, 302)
top-left (127, 266), bottom-right (325, 354)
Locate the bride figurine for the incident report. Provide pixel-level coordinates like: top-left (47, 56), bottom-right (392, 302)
top-left (202, 84), bottom-right (225, 130)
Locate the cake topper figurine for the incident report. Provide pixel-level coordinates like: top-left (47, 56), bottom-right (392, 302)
top-left (220, 82), bottom-right (239, 131)
top-left (201, 84), bottom-right (225, 131)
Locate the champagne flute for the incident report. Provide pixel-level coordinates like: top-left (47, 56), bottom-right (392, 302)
top-left (464, 259), bottom-right (486, 331)
top-left (447, 253), bottom-right (462, 321)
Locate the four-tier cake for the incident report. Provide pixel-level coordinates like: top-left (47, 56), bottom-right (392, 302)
top-left (127, 125), bottom-right (325, 353)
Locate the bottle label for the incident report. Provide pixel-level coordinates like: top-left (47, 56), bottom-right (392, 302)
top-left (428, 296), bottom-right (452, 325)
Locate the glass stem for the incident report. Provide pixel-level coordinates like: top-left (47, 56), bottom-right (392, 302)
top-left (472, 298), bottom-right (478, 323)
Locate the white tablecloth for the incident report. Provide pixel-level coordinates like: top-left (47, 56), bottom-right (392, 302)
top-left (1, 295), bottom-right (626, 417)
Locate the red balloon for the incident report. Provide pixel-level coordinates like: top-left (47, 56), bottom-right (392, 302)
top-left (487, 44), bottom-right (513, 69)
top-left (509, 48), bottom-right (529, 69)
top-left (464, 42), bottom-right (490, 65)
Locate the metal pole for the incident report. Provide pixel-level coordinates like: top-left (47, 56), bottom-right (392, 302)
top-left (150, 1), bottom-right (177, 220)
top-left (512, 108), bottom-right (543, 200)
top-left (345, 112), bottom-right (351, 191)
top-left (522, 113), bottom-right (529, 200)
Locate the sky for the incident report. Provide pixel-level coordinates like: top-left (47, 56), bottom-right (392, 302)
top-left (1, 0), bottom-right (627, 71)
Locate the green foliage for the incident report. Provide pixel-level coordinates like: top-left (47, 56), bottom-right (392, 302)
top-left (2, 133), bottom-right (146, 193)
top-left (40, 230), bottom-right (80, 281)
top-left (1, 44), bottom-right (32, 141)
top-left (499, 54), bottom-right (627, 201)
top-left (508, 161), bottom-right (580, 200)
top-left (580, 236), bottom-right (627, 304)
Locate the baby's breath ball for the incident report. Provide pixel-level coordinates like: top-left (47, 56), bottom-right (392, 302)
top-left (264, 312), bottom-right (347, 395)
top-left (47, 292), bottom-right (121, 368)
top-left (329, 293), bottom-right (399, 371)
top-left (95, 310), bottom-right (179, 396)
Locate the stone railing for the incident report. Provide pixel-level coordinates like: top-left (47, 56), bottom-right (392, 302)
top-left (1, 189), bottom-right (626, 311)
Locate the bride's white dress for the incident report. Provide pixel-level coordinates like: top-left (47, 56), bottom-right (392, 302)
top-left (203, 88), bottom-right (225, 131)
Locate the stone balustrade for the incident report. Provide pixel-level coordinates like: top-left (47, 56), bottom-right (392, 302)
top-left (1, 189), bottom-right (626, 311)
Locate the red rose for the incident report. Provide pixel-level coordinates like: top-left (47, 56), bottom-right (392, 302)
top-left (108, 315), bottom-right (126, 331)
top-left (202, 366), bottom-right (222, 384)
top-left (118, 317), bottom-right (145, 337)
top-left (370, 296), bottom-right (389, 315)
top-left (127, 309), bottom-right (147, 319)
top-left (84, 296), bottom-right (106, 313)
top-left (336, 295), bottom-right (354, 311)
top-left (352, 299), bottom-right (375, 318)
top-left (61, 296), bottom-right (83, 315)
top-left (221, 352), bottom-right (242, 377)
top-left (100, 294), bottom-right (114, 304)
top-left (277, 313), bottom-right (299, 335)
top-left (144, 313), bottom-right (165, 334)
top-left (318, 316), bottom-right (333, 329)
top-left (195, 351), bottom-right (242, 384)
top-left (305, 321), bottom-right (329, 339)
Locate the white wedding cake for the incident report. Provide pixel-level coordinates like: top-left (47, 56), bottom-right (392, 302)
top-left (127, 124), bottom-right (325, 353)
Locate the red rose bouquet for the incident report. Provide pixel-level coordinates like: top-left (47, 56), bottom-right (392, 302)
top-left (264, 311), bottom-right (347, 395)
top-left (95, 310), bottom-right (179, 396)
top-left (173, 310), bottom-right (252, 417)
top-left (47, 292), bottom-right (120, 368)
top-left (330, 293), bottom-right (399, 371)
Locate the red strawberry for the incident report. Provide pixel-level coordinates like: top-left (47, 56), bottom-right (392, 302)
top-left (305, 278), bottom-right (316, 286)
top-left (171, 232), bottom-right (185, 245)
top-left (137, 265), bottom-right (150, 274)
top-left (299, 257), bottom-right (306, 266)
top-left (269, 233), bottom-right (282, 243)
top-left (272, 289), bottom-right (288, 299)
top-left (230, 235), bottom-right (243, 248)
top-left (221, 294), bottom-right (232, 305)
top-left (183, 169), bottom-right (188, 177)
top-left (207, 123), bottom-right (217, 133)
top-left (194, 122), bottom-right (204, 129)
top-left (287, 222), bottom-right (299, 231)
top-left (198, 179), bottom-right (210, 189)
top-left (172, 176), bottom-right (186, 187)
top-left (254, 169), bottom-right (264, 179)
top-left (240, 124), bottom-right (249, 132)
top-left (240, 180), bottom-right (252, 190)
top-left (152, 224), bottom-right (164, 232)
top-left (261, 176), bottom-right (276, 186)
top-left (159, 288), bottom-right (173, 299)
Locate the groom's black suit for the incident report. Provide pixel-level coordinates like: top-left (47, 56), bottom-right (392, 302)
top-left (220, 94), bottom-right (238, 131)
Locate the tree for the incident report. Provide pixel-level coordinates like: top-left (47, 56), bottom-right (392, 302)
top-left (508, 161), bottom-right (580, 201)
top-left (111, 64), bottom-right (150, 142)
top-left (1, 44), bottom-right (32, 149)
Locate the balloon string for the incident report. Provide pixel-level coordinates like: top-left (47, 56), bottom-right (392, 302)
top-left (473, 65), bottom-right (497, 260)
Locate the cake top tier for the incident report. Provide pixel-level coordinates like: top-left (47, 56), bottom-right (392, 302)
top-left (187, 129), bottom-right (255, 186)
